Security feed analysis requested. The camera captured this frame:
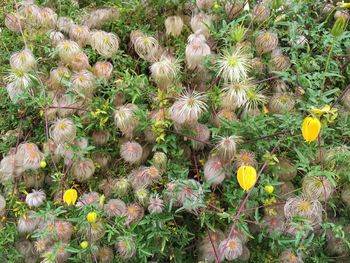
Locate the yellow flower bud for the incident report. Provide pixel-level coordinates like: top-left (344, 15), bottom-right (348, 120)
top-left (87, 212), bottom-right (97, 223)
top-left (63, 189), bottom-right (78, 206)
top-left (264, 185), bottom-right (274, 194)
top-left (80, 241), bottom-right (88, 249)
top-left (302, 116), bottom-right (321, 142)
top-left (40, 161), bottom-right (47, 168)
top-left (237, 166), bottom-right (257, 192)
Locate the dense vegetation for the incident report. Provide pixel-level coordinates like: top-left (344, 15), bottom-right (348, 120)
top-left (0, 0), bottom-right (350, 262)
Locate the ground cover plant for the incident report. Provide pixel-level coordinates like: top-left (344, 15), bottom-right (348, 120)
top-left (0, 0), bottom-right (350, 262)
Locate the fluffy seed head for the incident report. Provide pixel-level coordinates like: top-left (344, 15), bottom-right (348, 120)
top-left (0, 195), bottom-right (6, 212)
top-left (56, 40), bottom-right (81, 64)
top-left (17, 211), bottom-right (40, 233)
top-left (134, 188), bottom-right (149, 205)
top-left (211, 109), bottom-right (237, 127)
top-left (10, 49), bottom-right (36, 73)
top-left (225, 2), bottom-right (244, 19)
top-left (92, 130), bottom-right (110, 146)
top-left (53, 220), bottom-right (73, 242)
top-left (191, 123), bottom-right (211, 150)
top-left (133, 34), bottom-right (160, 62)
top-left (69, 24), bottom-right (90, 47)
top-left (49, 31), bottom-right (65, 46)
top-left (198, 229), bottom-right (225, 262)
top-left (49, 118), bottom-right (76, 144)
top-left (71, 158), bottom-right (95, 181)
top-left (284, 196), bottom-right (323, 224)
top-left (269, 93), bottom-right (295, 114)
top-left (5, 14), bottom-right (23, 32)
top-left (213, 135), bottom-right (240, 164)
top-left (82, 8), bottom-right (119, 29)
top-left (255, 31), bottom-right (279, 55)
top-left (114, 104), bottom-right (139, 138)
top-left (196, 0), bottom-right (215, 10)
top-left (152, 152), bottom-right (167, 174)
top-left (68, 51), bottom-right (90, 72)
top-left (120, 141), bottom-right (143, 165)
top-left (98, 247), bottom-right (114, 263)
top-left (104, 199), bottom-right (126, 217)
top-left (48, 66), bottom-right (71, 89)
top-left (186, 33), bottom-right (211, 70)
top-left (216, 46), bottom-right (251, 83)
top-left (26, 189), bottom-right (46, 207)
top-left (222, 78), bottom-right (256, 110)
top-left (271, 54), bottom-right (291, 71)
top-left (262, 214), bottom-right (285, 234)
top-left (234, 150), bottom-right (257, 169)
top-left (341, 186), bottom-right (350, 207)
top-left (302, 176), bottom-right (334, 201)
top-left (165, 16), bottom-right (184, 36)
top-left (57, 16), bottom-right (74, 33)
top-left (273, 157), bottom-right (297, 181)
top-left (170, 91), bottom-right (208, 125)
top-left (125, 203), bottom-right (144, 225)
top-left (148, 194), bottom-right (164, 214)
top-left (218, 237), bottom-right (243, 261)
top-left (93, 61), bottom-right (113, 80)
top-left (191, 12), bottom-right (212, 37)
top-left (279, 249), bottom-right (304, 263)
top-left (150, 56), bottom-right (179, 89)
top-left (244, 86), bottom-right (266, 112)
top-left (204, 156), bottom-right (225, 186)
top-left (71, 69), bottom-right (96, 97)
top-left (253, 4), bottom-right (271, 24)
top-left (76, 192), bottom-right (100, 208)
top-left (39, 7), bottom-right (57, 29)
top-left (116, 236), bottom-right (136, 259)
top-left (89, 30), bottom-right (119, 58)
top-left (114, 178), bottom-right (130, 197)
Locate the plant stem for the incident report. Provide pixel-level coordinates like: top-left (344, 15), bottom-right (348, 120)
top-left (320, 38), bottom-right (336, 104)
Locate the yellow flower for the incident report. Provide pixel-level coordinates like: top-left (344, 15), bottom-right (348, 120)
top-left (237, 166), bottom-right (257, 192)
top-left (302, 116), bottom-right (321, 142)
top-left (63, 189), bottom-right (78, 206)
top-left (80, 241), bottom-right (88, 249)
top-left (339, 2), bottom-right (350, 8)
top-left (311, 105), bottom-right (337, 123)
top-left (264, 185), bottom-right (274, 194)
top-left (99, 195), bottom-right (105, 206)
top-left (40, 161), bottom-right (47, 168)
top-left (87, 212), bottom-right (97, 223)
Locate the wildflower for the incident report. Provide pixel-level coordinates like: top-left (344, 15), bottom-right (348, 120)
top-left (49, 118), bottom-right (77, 144)
top-left (269, 93), bottom-right (295, 114)
top-left (216, 46), bottom-right (251, 83)
top-left (218, 237), bottom-right (243, 261)
top-left (237, 166), bottom-right (257, 191)
top-left (204, 156), bottom-right (226, 186)
top-left (87, 212), bottom-right (98, 223)
top-left (93, 61), bottom-right (113, 80)
top-left (115, 236), bottom-right (136, 259)
top-left (169, 91), bottom-right (207, 125)
top-left (40, 161), bottom-right (47, 168)
top-left (302, 176), bottom-right (334, 201)
top-left (185, 33), bottom-right (211, 70)
top-left (264, 185), bottom-right (274, 194)
top-left (150, 56), bottom-right (179, 90)
top-left (80, 241), bottom-right (88, 249)
top-left (148, 195), bottom-right (164, 214)
top-left (120, 141), bottom-right (143, 165)
top-left (311, 105), bottom-right (337, 123)
top-left (10, 49), bottom-right (36, 72)
top-left (104, 199), bottom-right (126, 217)
top-left (165, 16), bottom-right (184, 36)
top-left (302, 116), bottom-right (321, 142)
top-left (63, 188), bottom-right (78, 206)
top-left (190, 12), bottom-right (212, 37)
top-left (25, 189), bottom-right (46, 207)
top-left (89, 30), bottom-right (119, 58)
top-left (255, 31), bottom-right (279, 55)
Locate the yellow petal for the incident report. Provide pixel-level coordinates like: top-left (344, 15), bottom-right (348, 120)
top-left (237, 166), bottom-right (257, 192)
top-left (63, 189), bottom-right (78, 206)
top-left (302, 117), bottom-right (321, 142)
